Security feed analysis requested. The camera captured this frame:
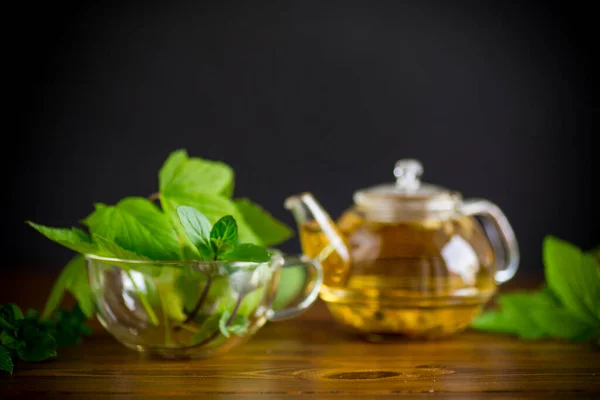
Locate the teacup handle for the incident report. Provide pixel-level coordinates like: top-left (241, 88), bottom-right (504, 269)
top-left (460, 199), bottom-right (520, 284)
top-left (266, 255), bottom-right (323, 321)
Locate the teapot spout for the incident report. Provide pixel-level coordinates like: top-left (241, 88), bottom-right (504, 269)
top-left (284, 193), bottom-right (350, 286)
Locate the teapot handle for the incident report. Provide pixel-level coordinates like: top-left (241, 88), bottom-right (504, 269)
top-left (460, 199), bottom-right (520, 284)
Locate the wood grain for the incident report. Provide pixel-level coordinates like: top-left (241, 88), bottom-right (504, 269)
top-left (1, 274), bottom-right (598, 399)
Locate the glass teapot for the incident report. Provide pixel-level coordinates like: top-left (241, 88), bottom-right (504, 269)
top-left (285, 159), bottom-right (519, 338)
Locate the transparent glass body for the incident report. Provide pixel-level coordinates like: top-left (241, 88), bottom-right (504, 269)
top-left (300, 209), bottom-right (496, 338)
top-left (87, 253), bottom-right (322, 358)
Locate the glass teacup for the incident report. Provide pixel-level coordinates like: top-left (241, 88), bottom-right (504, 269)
top-left (86, 251), bottom-right (322, 358)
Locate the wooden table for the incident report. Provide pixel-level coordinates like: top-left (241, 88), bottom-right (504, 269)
top-left (1, 275), bottom-right (598, 399)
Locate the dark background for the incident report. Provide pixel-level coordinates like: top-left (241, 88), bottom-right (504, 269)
top-left (6, 1), bottom-right (597, 278)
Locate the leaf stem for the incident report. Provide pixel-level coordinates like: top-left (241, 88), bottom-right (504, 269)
top-left (184, 276), bottom-right (212, 324)
top-left (148, 192), bottom-right (160, 202)
top-left (155, 283), bottom-right (174, 347)
top-left (174, 323), bottom-right (200, 334)
top-left (124, 270), bottom-right (159, 326)
top-left (193, 295), bottom-right (243, 348)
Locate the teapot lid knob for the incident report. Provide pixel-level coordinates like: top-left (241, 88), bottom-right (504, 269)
top-left (394, 159), bottom-right (423, 191)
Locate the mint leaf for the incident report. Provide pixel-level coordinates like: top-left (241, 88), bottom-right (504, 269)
top-left (27, 222), bottom-right (96, 254)
top-left (176, 206), bottom-right (213, 260)
top-left (191, 314), bottom-right (221, 344)
top-left (472, 288), bottom-right (600, 341)
top-left (497, 292), bottom-right (547, 339)
top-left (44, 305), bottom-right (92, 347)
top-left (15, 319), bottom-right (57, 362)
top-left (91, 236), bottom-right (161, 325)
top-left (0, 346), bottom-right (13, 374)
top-left (235, 198), bottom-right (293, 247)
top-left (92, 234), bottom-right (164, 277)
top-left (42, 255), bottom-right (94, 320)
top-left (531, 307), bottom-right (598, 342)
top-left (544, 236), bottom-right (600, 325)
top-left (1, 330), bottom-right (25, 351)
top-left (159, 152), bottom-right (234, 198)
top-left (159, 149), bottom-right (188, 192)
top-left (471, 311), bottom-right (517, 335)
top-left (218, 244), bottom-right (271, 263)
top-left (225, 315), bottom-right (249, 336)
top-left (0, 303), bottom-right (23, 331)
top-left (162, 193), bottom-right (261, 246)
top-left (218, 311), bottom-right (249, 338)
top-left (93, 234), bottom-right (149, 260)
top-left (218, 312), bottom-right (230, 337)
top-left (176, 274), bottom-right (209, 314)
top-left (210, 215), bottom-right (238, 255)
top-left (84, 197), bottom-right (182, 261)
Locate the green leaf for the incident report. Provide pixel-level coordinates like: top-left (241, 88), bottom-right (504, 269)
top-left (0, 303), bottom-right (23, 331)
top-left (159, 149), bottom-right (189, 192)
top-left (237, 287), bottom-right (264, 316)
top-left (176, 205), bottom-right (214, 260)
top-left (210, 215), bottom-right (238, 255)
top-left (93, 234), bottom-right (148, 260)
top-left (227, 316), bottom-right (249, 336)
top-left (45, 305), bottom-right (92, 347)
top-left (530, 307), bottom-right (598, 342)
top-left (235, 198), bottom-right (293, 247)
top-left (42, 255), bottom-right (94, 320)
top-left (218, 311), bottom-right (249, 338)
top-left (0, 345), bottom-right (13, 374)
top-left (218, 311), bottom-right (231, 337)
top-left (191, 314), bottom-right (221, 344)
top-left (92, 234), bottom-right (164, 278)
top-left (219, 244), bottom-right (271, 263)
top-left (1, 330), bottom-right (24, 351)
top-left (162, 193), bottom-right (262, 246)
top-left (160, 152), bottom-right (234, 198)
top-left (15, 319), bottom-right (57, 362)
top-left (497, 292), bottom-right (547, 339)
top-left (471, 311), bottom-right (518, 335)
top-left (544, 236), bottom-right (600, 325)
top-left (176, 274), bottom-right (209, 314)
top-left (472, 288), bottom-right (600, 341)
top-left (27, 222), bottom-right (97, 254)
top-left (93, 239), bottom-right (164, 327)
top-left (84, 197), bottom-right (182, 261)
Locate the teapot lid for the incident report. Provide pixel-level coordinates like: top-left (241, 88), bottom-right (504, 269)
top-left (353, 159), bottom-right (461, 221)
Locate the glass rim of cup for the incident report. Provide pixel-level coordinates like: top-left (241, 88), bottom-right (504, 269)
top-left (84, 251), bottom-right (282, 269)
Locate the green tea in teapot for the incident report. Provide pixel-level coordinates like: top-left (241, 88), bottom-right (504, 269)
top-left (299, 212), bottom-right (496, 338)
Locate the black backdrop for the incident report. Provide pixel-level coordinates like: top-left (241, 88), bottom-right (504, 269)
top-left (6, 1), bottom-right (597, 278)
